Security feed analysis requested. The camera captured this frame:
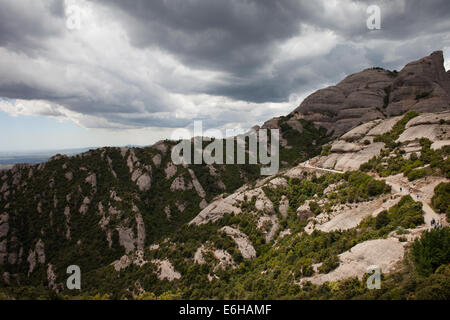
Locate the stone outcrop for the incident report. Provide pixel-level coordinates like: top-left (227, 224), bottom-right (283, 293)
top-left (151, 259), bottom-right (181, 281)
top-left (189, 186), bottom-right (274, 225)
top-left (291, 51), bottom-right (450, 136)
top-left (194, 244), bottom-right (236, 271)
top-left (0, 213), bottom-right (9, 265)
top-left (170, 176), bottom-right (192, 191)
top-left (307, 111), bottom-right (449, 172)
top-left (278, 196), bottom-right (289, 218)
top-left (301, 238), bottom-right (405, 285)
top-left (219, 226), bottom-right (256, 259)
top-left (257, 215), bottom-right (280, 242)
top-left (397, 112), bottom-right (450, 143)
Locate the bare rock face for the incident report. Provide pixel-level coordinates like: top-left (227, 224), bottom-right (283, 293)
top-left (165, 162), bottom-right (177, 180)
top-left (330, 141), bottom-right (361, 153)
top-left (194, 244), bottom-right (236, 271)
top-left (387, 51), bottom-right (450, 116)
top-left (261, 117), bottom-right (280, 129)
top-left (151, 259), bottom-right (181, 281)
top-left (220, 226), bottom-right (256, 259)
top-left (278, 196), bottom-right (289, 218)
top-left (170, 176), bottom-right (192, 191)
top-left (152, 140), bottom-right (169, 154)
top-left (136, 173), bottom-right (151, 192)
top-left (291, 51), bottom-right (450, 136)
top-left (257, 215), bottom-right (280, 242)
top-left (187, 168), bottom-right (206, 198)
top-left (116, 226), bottom-right (136, 254)
top-left (301, 238), bottom-right (405, 285)
top-left (113, 255), bottom-right (131, 272)
top-left (85, 173), bottom-right (97, 188)
top-left (135, 212), bottom-right (146, 251)
top-left (397, 111), bottom-right (450, 143)
top-left (0, 213), bottom-right (9, 264)
top-left (65, 172), bottom-right (73, 181)
top-left (152, 154), bottom-right (162, 167)
top-left (46, 264), bottom-right (58, 290)
top-left (189, 186), bottom-right (274, 225)
top-left (291, 68), bottom-right (392, 136)
top-left (27, 239), bottom-right (45, 275)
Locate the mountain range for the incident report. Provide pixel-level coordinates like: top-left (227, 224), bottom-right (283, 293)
top-left (0, 51), bottom-right (449, 300)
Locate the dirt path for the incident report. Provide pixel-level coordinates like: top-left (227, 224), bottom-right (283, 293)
top-left (301, 163), bottom-right (447, 228)
top-left (300, 161), bottom-right (344, 174)
top-left (383, 175), bottom-right (445, 227)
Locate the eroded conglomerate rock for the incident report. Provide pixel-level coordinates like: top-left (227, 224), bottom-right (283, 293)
top-left (194, 244), bottom-right (236, 271)
top-left (27, 239), bottom-right (46, 275)
top-left (257, 215), bottom-right (280, 242)
top-left (301, 238), bottom-right (405, 285)
top-left (307, 110), bottom-right (449, 172)
top-left (165, 162), bottom-right (177, 179)
top-left (189, 186), bottom-right (274, 225)
top-left (278, 196), bottom-right (289, 218)
top-left (151, 259), bottom-right (181, 281)
top-left (170, 175), bottom-right (192, 191)
top-left (387, 51), bottom-right (450, 117)
top-left (291, 51), bottom-right (450, 136)
top-left (219, 226), bottom-right (256, 259)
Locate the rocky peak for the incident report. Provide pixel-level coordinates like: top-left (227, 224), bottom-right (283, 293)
top-left (290, 51), bottom-right (450, 137)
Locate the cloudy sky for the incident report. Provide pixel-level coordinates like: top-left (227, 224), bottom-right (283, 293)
top-left (0, 0), bottom-right (449, 151)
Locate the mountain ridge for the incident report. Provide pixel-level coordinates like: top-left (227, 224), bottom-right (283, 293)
top-left (1, 52), bottom-right (449, 300)
top-left (287, 50), bottom-right (450, 136)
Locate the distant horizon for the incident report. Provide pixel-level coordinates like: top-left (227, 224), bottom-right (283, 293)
top-left (1, 1), bottom-right (449, 153)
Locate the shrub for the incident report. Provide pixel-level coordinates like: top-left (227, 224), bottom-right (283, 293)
top-left (319, 254), bottom-right (340, 273)
top-left (375, 210), bottom-right (389, 229)
top-left (431, 183), bottom-right (450, 218)
top-left (374, 111), bottom-right (419, 149)
top-left (412, 228), bottom-right (450, 277)
top-left (367, 179), bottom-right (389, 196)
top-left (309, 201), bottom-right (321, 215)
top-left (407, 168), bottom-right (426, 181)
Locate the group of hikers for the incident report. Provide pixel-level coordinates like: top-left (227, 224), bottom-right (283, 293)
top-left (398, 187), bottom-right (443, 229)
top-left (399, 187), bottom-right (420, 199)
top-left (431, 218), bottom-right (443, 229)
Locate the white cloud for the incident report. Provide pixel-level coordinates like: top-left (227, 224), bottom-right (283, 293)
top-left (0, 0), bottom-right (449, 146)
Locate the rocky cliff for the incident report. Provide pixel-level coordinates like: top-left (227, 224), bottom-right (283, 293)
top-left (289, 51), bottom-right (450, 136)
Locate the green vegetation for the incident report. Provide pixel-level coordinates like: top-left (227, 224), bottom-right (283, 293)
top-left (383, 86), bottom-right (391, 108)
top-left (1, 111), bottom-right (449, 300)
top-left (412, 228), bottom-right (450, 277)
top-left (415, 91), bottom-right (431, 100)
top-left (278, 117), bottom-right (331, 167)
top-left (361, 195), bottom-right (424, 237)
top-left (431, 182), bottom-right (450, 222)
top-left (373, 110), bottom-right (419, 149)
top-left (361, 137), bottom-right (450, 179)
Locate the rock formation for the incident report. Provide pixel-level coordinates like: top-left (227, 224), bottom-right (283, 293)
top-left (290, 51), bottom-right (450, 136)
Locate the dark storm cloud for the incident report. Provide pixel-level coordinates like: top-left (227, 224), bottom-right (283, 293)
top-left (0, 0), bottom-right (65, 53)
top-left (95, 0), bottom-right (312, 72)
top-left (0, 0), bottom-right (449, 129)
top-left (91, 0), bottom-right (450, 103)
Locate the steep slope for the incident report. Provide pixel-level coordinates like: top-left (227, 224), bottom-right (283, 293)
top-left (0, 118), bottom-right (329, 294)
top-left (1, 53), bottom-right (450, 300)
top-left (290, 51), bottom-right (450, 136)
top-left (0, 111), bottom-right (443, 299)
